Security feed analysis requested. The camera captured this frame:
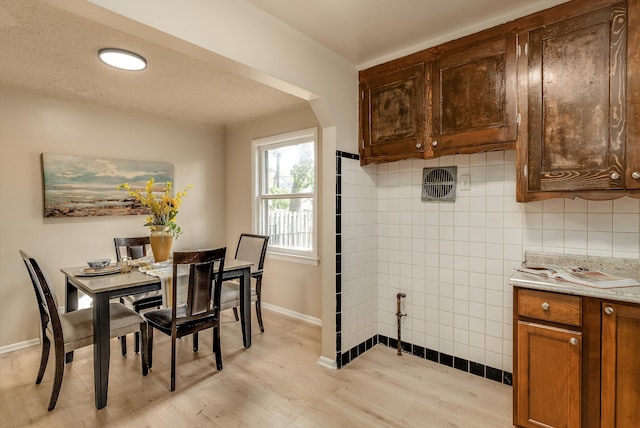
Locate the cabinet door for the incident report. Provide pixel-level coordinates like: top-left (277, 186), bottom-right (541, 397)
top-left (431, 34), bottom-right (517, 156)
top-left (360, 63), bottom-right (427, 165)
top-left (525, 3), bottom-right (627, 193)
top-left (601, 302), bottom-right (640, 428)
top-left (515, 321), bottom-right (581, 428)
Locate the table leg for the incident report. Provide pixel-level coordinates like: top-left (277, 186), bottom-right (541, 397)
top-left (65, 279), bottom-right (78, 363)
top-left (93, 294), bottom-right (110, 409)
top-left (239, 267), bottom-right (252, 348)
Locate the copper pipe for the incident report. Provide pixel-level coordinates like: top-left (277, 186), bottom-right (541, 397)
top-left (396, 292), bottom-right (406, 356)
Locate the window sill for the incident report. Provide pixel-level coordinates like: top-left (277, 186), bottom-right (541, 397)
top-left (266, 251), bottom-right (319, 266)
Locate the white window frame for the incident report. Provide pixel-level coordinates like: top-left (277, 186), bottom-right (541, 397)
top-left (252, 127), bottom-right (318, 265)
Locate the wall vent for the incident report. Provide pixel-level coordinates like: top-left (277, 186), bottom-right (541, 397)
top-left (422, 166), bottom-right (457, 201)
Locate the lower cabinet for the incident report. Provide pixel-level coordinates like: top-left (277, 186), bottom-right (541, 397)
top-left (516, 321), bottom-right (582, 427)
top-left (514, 288), bottom-right (640, 428)
top-left (601, 302), bottom-right (640, 428)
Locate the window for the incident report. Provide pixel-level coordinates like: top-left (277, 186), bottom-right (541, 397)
top-left (253, 128), bottom-right (317, 262)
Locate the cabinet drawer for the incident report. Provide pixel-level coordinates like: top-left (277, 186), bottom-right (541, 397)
top-left (517, 289), bottom-right (582, 327)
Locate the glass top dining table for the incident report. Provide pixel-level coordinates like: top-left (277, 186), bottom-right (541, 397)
top-left (61, 258), bottom-right (253, 409)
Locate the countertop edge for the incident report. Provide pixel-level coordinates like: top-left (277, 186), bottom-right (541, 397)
top-left (510, 271), bottom-right (640, 305)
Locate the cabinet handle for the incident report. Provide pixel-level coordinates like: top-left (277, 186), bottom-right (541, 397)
top-left (432, 141), bottom-right (438, 147)
top-left (541, 302), bottom-right (550, 311)
top-left (633, 172), bottom-right (640, 179)
top-left (569, 337), bottom-right (578, 346)
top-left (610, 172), bottom-right (620, 180)
top-left (416, 143), bottom-right (422, 149)
top-left (604, 306), bottom-right (614, 315)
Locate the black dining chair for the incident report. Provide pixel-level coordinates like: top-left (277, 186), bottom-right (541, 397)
top-left (144, 247), bottom-right (226, 391)
top-left (19, 250), bottom-right (148, 411)
top-left (114, 236), bottom-right (163, 354)
top-left (220, 234), bottom-right (269, 332)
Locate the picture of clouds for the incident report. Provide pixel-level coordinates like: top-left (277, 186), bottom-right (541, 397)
top-left (42, 153), bottom-right (174, 218)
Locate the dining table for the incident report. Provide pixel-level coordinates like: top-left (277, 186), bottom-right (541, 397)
top-left (61, 258), bottom-right (253, 409)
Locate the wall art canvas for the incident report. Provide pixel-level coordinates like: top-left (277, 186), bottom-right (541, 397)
top-left (42, 153), bottom-right (174, 218)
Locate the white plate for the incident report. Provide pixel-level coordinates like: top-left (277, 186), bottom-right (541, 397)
top-left (76, 266), bottom-right (120, 277)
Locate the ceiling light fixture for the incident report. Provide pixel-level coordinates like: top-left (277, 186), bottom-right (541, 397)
top-left (98, 48), bottom-right (147, 71)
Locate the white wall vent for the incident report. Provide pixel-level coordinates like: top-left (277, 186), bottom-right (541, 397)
top-left (422, 166), bottom-right (457, 201)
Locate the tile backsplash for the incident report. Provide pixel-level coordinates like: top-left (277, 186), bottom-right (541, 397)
top-left (338, 149), bottom-right (640, 373)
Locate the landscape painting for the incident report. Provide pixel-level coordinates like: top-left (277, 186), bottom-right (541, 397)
top-left (42, 153), bottom-right (174, 218)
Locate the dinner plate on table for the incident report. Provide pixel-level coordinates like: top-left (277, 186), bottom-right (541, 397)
top-left (76, 266), bottom-right (120, 277)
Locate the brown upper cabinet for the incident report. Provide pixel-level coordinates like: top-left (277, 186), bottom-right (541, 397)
top-left (359, 61), bottom-right (429, 165)
top-left (517, 2), bottom-right (628, 201)
top-left (431, 34), bottom-right (517, 157)
top-left (359, 0), bottom-right (640, 201)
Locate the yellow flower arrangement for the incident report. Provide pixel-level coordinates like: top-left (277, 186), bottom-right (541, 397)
top-left (118, 178), bottom-right (193, 239)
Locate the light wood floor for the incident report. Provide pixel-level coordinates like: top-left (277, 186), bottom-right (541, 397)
top-left (0, 310), bottom-right (512, 427)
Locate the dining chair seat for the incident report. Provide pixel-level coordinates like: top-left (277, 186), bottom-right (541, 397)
top-left (220, 281), bottom-right (257, 308)
top-left (57, 303), bottom-right (149, 352)
top-left (19, 250), bottom-right (148, 411)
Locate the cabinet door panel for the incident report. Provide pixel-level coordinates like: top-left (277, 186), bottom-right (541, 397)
top-left (526, 4), bottom-right (626, 192)
top-left (360, 63), bottom-right (427, 164)
top-left (432, 34), bottom-right (517, 154)
top-left (516, 321), bottom-right (581, 428)
top-left (601, 302), bottom-right (640, 428)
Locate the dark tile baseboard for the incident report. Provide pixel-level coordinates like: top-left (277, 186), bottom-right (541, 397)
top-left (339, 335), bottom-right (513, 387)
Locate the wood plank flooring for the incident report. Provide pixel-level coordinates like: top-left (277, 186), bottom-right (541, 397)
top-left (0, 310), bottom-right (512, 427)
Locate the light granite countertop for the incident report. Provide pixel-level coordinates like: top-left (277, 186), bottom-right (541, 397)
top-left (509, 251), bottom-right (640, 304)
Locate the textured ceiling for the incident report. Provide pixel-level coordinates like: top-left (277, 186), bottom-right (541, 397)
top-left (0, 0), bottom-right (308, 127)
top-left (0, 0), bottom-right (567, 128)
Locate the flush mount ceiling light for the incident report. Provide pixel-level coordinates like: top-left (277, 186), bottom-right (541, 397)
top-left (98, 48), bottom-right (146, 71)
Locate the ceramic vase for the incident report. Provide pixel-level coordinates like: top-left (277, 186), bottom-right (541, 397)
top-left (149, 225), bottom-right (173, 262)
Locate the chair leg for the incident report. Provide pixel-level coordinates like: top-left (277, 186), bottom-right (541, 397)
top-left (134, 331), bottom-right (140, 354)
top-left (120, 335), bottom-right (127, 356)
top-left (139, 323), bottom-right (148, 376)
top-left (193, 332), bottom-right (199, 352)
top-left (255, 299), bottom-right (264, 333)
top-left (232, 307), bottom-right (239, 321)
top-left (148, 327), bottom-right (154, 369)
top-left (36, 334), bottom-right (50, 384)
top-left (170, 334), bottom-right (177, 392)
top-left (213, 325), bottom-right (223, 371)
top-left (49, 343), bottom-right (65, 411)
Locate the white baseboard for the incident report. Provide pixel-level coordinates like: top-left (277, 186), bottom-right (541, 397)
top-left (262, 302), bottom-right (322, 326)
top-left (317, 356), bottom-right (337, 370)
top-left (2, 303), bottom-right (321, 356)
top-left (0, 338), bottom-right (39, 355)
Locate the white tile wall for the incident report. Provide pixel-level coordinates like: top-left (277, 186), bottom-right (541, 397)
top-left (340, 150), bottom-right (640, 372)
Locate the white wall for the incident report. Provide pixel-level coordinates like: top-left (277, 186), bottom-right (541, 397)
top-left (0, 89), bottom-right (225, 349)
top-left (342, 150), bottom-right (640, 373)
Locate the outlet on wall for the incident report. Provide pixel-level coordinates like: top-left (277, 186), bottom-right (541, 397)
top-left (459, 174), bottom-right (471, 191)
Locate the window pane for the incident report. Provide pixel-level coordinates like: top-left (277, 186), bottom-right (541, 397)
top-left (264, 141), bottom-right (314, 195)
top-left (263, 198), bottom-right (313, 251)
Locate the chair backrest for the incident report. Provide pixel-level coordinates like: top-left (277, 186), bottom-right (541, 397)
top-left (171, 248), bottom-right (226, 322)
top-left (114, 236), bottom-right (150, 262)
top-left (19, 250), bottom-right (64, 342)
top-left (235, 234), bottom-right (269, 273)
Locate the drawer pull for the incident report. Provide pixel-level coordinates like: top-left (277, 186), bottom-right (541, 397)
top-left (541, 302), bottom-right (550, 311)
top-left (416, 143), bottom-right (422, 149)
top-left (604, 306), bottom-right (614, 315)
top-left (633, 172), bottom-right (640, 179)
top-left (569, 337), bottom-right (578, 346)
